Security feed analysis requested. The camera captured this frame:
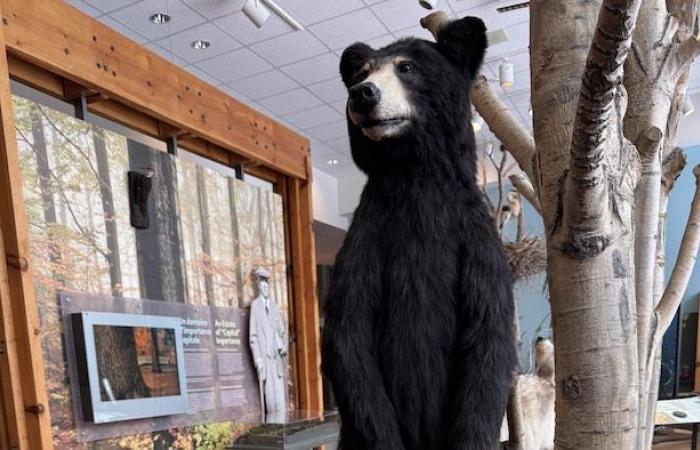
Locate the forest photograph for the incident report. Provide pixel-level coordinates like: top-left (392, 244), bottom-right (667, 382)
top-left (13, 93), bottom-right (288, 448)
top-left (94, 325), bottom-right (180, 402)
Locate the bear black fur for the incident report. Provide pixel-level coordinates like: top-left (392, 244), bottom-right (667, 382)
top-left (321, 16), bottom-right (517, 450)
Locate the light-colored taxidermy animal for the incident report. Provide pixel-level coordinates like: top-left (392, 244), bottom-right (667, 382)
top-left (519, 337), bottom-right (555, 450)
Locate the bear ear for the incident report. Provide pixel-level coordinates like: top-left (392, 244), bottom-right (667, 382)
top-left (435, 16), bottom-right (487, 79)
top-left (339, 42), bottom-right (374, 88)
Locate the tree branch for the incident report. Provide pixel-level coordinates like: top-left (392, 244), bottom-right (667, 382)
top-left (470, 76), bottom-right (538, 185)
top-left (656, 165), bottom-right (700, 334)
top-left (634, 126), bottom-right (663, 401)
top-left (567, 0), bottom-right (643, 233)
top-left (662, 146), bottom-right (687, 194)
top-left (420, 12), bottom-right (538, 184)
top-left (509, 173), bottom-right (542, 215)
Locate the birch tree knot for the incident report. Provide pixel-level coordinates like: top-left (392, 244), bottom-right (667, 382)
top-left (561, 375), bottom-right (582, 400)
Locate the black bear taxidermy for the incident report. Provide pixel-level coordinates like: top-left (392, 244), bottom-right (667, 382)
top-left (321, 15), bottom-right (517, 450)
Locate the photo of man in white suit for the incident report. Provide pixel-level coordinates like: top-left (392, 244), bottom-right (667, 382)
top-left (249, 266), bottom-right (288, 423)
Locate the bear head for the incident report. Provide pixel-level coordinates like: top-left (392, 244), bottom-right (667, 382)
top-left (339, 16), bottom-right (487, 176)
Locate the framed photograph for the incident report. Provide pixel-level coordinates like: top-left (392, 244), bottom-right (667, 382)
top-left (72, 312), bottom-right (188, 423)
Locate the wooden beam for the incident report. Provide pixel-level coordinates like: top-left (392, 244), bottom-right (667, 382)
top-left (2, 0), bottom-right (311, 179)
top-left (0, 213), bottom-right (26, 450)
top-left (0, 1), bottom-right (53, 447)
top-left (286, 158), bottom-right (322, 411)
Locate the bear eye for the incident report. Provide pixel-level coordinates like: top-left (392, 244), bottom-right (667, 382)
top-left (397, 61), bottom-right (414, 73)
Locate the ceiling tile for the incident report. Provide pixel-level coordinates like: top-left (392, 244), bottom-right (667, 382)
top-left (219, 85), bottom-right (252, 102)
top-left (446, 0), bottom-right (497, 14)
top-left (509, 92), bottom-right (531, 108)
top-left (155, 23), bottom-right (242, 63)
top-left (371, 0), bottom-right (432, 32)
top-left (363, 0), bottom-right (386, 4)
top-left (274, 0), bottom-right (365, 26)
top-left (326, 136), bottom-right (351, 153)
top-left (248, 101), bottom-right (278, 119)
top-left (305, 119), bottom-right (348, 142)
top-left (460, 3), bottom-right (529, 31)
top-left (83, 0), bottom-right (138, 13)
top-left (307, 78), bottom-right (346, 103)
top-left (227, 69), bottom-right (299, 100)
top-left (215, 11), bottom-right (293, 45)
top-left (484, 22), bottom-right (529, 59)
top-left (251, 31), bottom-right (328, 66)
top-left (393, 24), bottom-right (434, 41)
top-left (66, 0), bottom-right (102, 16)
top-left (197, 47), bottom-right (272, 82)
top-left (329, 99), bottom-right (348, 115)
top-left (285, 105), bottom-right (343, 129)
top-left (365, 33), bottom-right (397, 49)
top-left (182, 0), bottom-right (245, 19)
top-left (258, 88), bottom-right (323, 115)
top-left (110, 0), bottom-right (207, 41)
top-left (98, 16), bottom-right (149, 43)
top-left (183, 64), bottom-right (223, 86)
top-left (310, 9), bottom-right (387, 50)
top-left (280, 52), bottom-right (340, 85)
top-left (310, 141), bottom-right (338, 159)
top-left (145, 42), bottom-right (189, 65)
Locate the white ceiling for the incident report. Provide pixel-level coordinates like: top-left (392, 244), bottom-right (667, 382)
top-left (67, 0), bottom-right (700, 180)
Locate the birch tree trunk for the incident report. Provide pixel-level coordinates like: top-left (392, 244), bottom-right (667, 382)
top-left (418, 0), bottom-right (700, 447)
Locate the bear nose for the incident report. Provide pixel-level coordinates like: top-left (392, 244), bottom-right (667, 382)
top-left (349, 82), bottom-right (380, 112)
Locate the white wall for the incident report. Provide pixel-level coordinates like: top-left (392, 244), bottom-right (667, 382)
top-left (337, 172), bottom-right (367, 217)
top-left (312, 168), bottom-right (350, 230)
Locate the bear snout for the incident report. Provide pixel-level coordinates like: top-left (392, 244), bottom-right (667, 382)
top-left (349, 82), bottom-right (381, 115)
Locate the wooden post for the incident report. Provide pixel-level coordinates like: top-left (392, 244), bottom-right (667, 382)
top-left (286, 156), bottom-right (323, 412)
top-left (0, 1), bottom-right (53, 447)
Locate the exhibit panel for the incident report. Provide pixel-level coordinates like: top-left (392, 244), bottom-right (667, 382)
top-left (13, 94), bottom-right (291, 447)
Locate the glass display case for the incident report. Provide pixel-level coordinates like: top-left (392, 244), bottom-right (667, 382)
top-left (228, 411), bottom-right (340, 450)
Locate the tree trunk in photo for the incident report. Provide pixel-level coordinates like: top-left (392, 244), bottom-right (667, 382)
top-left (93, 326), bottom-right (150, 400)
top-left (227, 178), bottom-right (245, 307)
top-left (127, 141), bottom-right (186, 304)
top-left (196, 165), bottom-right (215, 305)
top-left (29, 105), bottom-right (62, 278)
top-left (418, 1), bottom-right (700, 447)
top-left (92, 127), bottom-right (122, 296)
top-left (127, 141), bottom-right (186, 450)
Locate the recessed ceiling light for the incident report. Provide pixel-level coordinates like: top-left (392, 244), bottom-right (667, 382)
top-left (326, 159), bottom-right (339, 166)
top-left (150, 13), bottom-right (171, 24)
top-left (191, 40), bottom-right (211, 50)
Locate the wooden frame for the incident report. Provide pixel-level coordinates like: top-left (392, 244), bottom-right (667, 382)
top-left (0, 0), bottom-right (322, 447)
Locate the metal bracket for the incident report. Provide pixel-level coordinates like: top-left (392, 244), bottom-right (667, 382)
top-left (234, 163), bottom-right (245, 181)
top-left (73, 95), bottom-right (88, 120)
top-left (166, 135), bottom-right (178, 156)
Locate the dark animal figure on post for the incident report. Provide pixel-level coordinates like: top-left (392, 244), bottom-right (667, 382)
top-left (321, 15), bottom-right (517, 450)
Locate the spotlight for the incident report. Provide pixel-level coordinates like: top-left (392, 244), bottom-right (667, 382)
top-left (486, 141), bottom-right (494, 156)
top-left (419, 0), bottom-right (438, 9)
top-left (326, 158), bottom-right (339, 166)
top-left (243, 0), bottom-right (271, 28)
top-left (149, 13), bottom-right (171, 24)
top-left (499, 58), bottom-right (514, 89)
top-left (683, 95), bottom-right (695, 116)
top-left (472, 111), bottom-right (484, 133)
top-left (191, 40), bottom-right (211, 50)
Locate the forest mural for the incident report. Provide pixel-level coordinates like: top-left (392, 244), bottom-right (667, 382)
top-left (13, 94), bottom-right (288, 449)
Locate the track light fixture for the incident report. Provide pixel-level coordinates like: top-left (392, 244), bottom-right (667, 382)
top-left (243, 0), bottom-right (271, 28)
top-left (499, 58), bottom-right (514, 89)
top-left (243, 0), bottom-right (304, 31)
